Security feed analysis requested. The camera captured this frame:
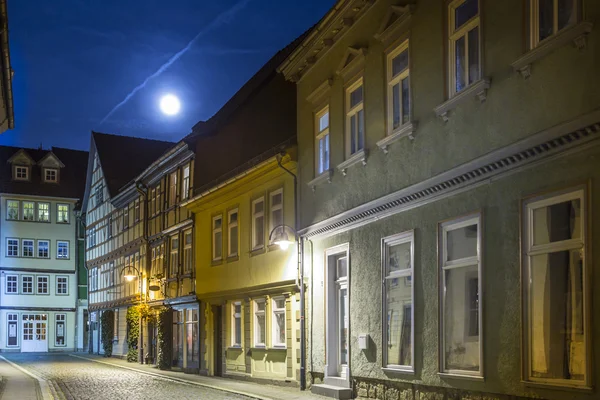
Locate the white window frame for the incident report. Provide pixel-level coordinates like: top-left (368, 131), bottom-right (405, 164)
top-left (345, 77), bottom-right (365, 158)
top-left (253, 298), bottom-right (266, 348)
top-left (382, 230), bottom-right (414, 372)
top-left (56, 276), bottom-right (69, 295)
top-left (231, 301), bottom-right (242, 347)
top-left (57, 241), bottom-right (69, 259)
top-left (6, 199), bottom-right (19, 220)
top-left (57, 204), bottom-right (69, 223)
top-left (448, 0), bottom-right (481, 98)
top-left (315, 105), bottom-right (330, 176)
top-left (37, 240), bottom-right (50, 259)
top-left (37, 202), bottom-right (50, 222)
top-left (169, 235), bottom-right (179, 277)
top-left (227, 208), bottom-right (239, 257)
top-left (169, 170), bottom-right (178, 207)
top-left (15, 165), bottom-right (29, 180)
top-left (439, 212), bottom-right (483, 377)
top-left (44, 168), bottom-right (58, 183)
top-left (22, 201), bottom-right (35, 221)
top-left (522, 187), bottom-right (590, 388)
top-left (22, 275), bottom-right (34, 294)
top-left (183, 229), bottom-right (193, 274)
top-left (269, 189), bottom-right (283, 244)
top-left (6, 274), bottom-right (18, 294)
top-left (55, 314), bottom-right (66, 346)
top-left (212, 214), bottom-right (223, 261)
top-left (6, 313), bottom-right (19, 347)
top-left (6, 238), bottom-right (19, 257)
top-left (386, 40), bottom-right (411, 135)
top-left (181, 164), bottom-right (190, 200)
top-left (22, 239), bottom-right (35, 258)
top-left (252, 197), bottom-right (265, 250)
top-left (271, 297), bottom-right (286, 348)
top-left (529, 0), bottom-right (581, 48)
top-left (36, 275), bottom-right (50, 295)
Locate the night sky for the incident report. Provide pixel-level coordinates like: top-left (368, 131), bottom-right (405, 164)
top-left (0, 0), bottom-right (334, 151)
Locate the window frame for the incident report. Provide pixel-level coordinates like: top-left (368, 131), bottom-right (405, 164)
top-left (251, 197), bottom-right (265, 251)
top-left (5, 274), bottom-right (18, 294)
top-left (212, 214), bottom-right (223, 262)
top-left (14, 165), bottom-right (29, 181)
top-left (169, 234), bottom-right (179, 277)
top-left (55, 314), bottom-right (67, 346)
top-left (529, 0), bottom-right (581, 49)
top-left (315, 105), bottom-right (330, 176)
top-left (37, 202), bottom-right (50, 222)
top-left (227, 208), bottom-right (239, 258)
top-left (438, 212), bottom-right (483, 377)
top-left (6, 313), bottom-right (19, 347)
top-left (6, 237), bottom-right (19, 257)
top-left (22, 238), bottom-right (35, 258)
top-left (22, 201), bottom-right (35, 221)
top-left (6, 199), bottom-right (19, 220)
top-left (37, 239), bottom-right (50, 259)
top-left (271, 296), bottom-right (286, 348)
top-left (57, 240), bottom-right (70, 259)
top-left (386, 39), bottom-right (411, 135)
top-left (382, 230), bottom-right (415, 372)
top-left (36, 275), bottom-right (50, 295)
top-left (56, 275), bottom-right (69, 295)
top-left (231, 301), bottom-right (242, 347)
top-left (169, 170), bottom-right (178, 207)
top-left (253, 298), bottom-right (266, 348)
top-left (57, 203), bottom-right (70, 224)
top-left (21, 274), bottom-right (34, 294)
top-left (44, 168), bottom-right (58, 183)
top-left (345, 77), bottom-right (365, 158)
top-left (269, 189), bottom-right (284, 245)
top-left (181, 164), bottom-right (190, 201)
top-left (183, 229), bottom-right (193, 274)
top-left (521, 187), bottom-right (590, 388)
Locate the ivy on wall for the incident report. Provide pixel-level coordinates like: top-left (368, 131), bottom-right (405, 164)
top-left (100, 310), bottom-right (114, 357)
top-left (156, 307), bottom-right (173, 370)
top-left (126, 304), bottom-right (154, 362)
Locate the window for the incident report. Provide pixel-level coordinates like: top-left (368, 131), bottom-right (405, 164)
top-left (22, 275), bottom-right (34, 294)
top-left (38, 240), bottom-right (50, 258)
top-left (108, 217), bottom-right (113, 238)
top-left (45, 168), bottom-right (58, 183)
top-left (315, 106), bottom-right (330, 175)
top-left (227, 209), bottom-right (238, 257)
top-left (15, 165), bottom-right (28, 180)
top-left (181, 165), bottom-right (190, 200)
top-left (212, 215), bottom-right (223, 261)
top-left (37, 275), bottom-right (49, 294)
top-left (7, 314), bottom-right (18, 346)
top-left (56, 276), bottom-right (68, 295)
top-left (254, 299), bottom-right (266, 347)
top-left (22, 201), bottom-right (35, 221)
top-left (55, 314), bottom-right (66, 346)
top-left (530, 0), bottom-right (580, 47)
top-left (151, 244), bottom-right (165, 278)
top-left (57, 204), bottom-right (69, 223)
top-left (169, 171), bottom-right (178, 206)
top-left (382, 230), bottom-right (414, 371)
top-left (439, 213), bottom-right (482, 375)
top-left (269, 189), bottom-right (283, 244)
top-left (523, 188), bottom-right (588, 387)
top-left (123, 207), bottom-right (129, 230)
top-left (57, 241), bottom-right (69, 259)
top-left (6, 200), bottom-right (19, 220)
top-left (169, 235), bottom-right (179, 277)
top-left (387, 41), bottom-right (410, 133)
top-left (7, 238), bottom-right (19, 257)
top-left (38, 202), bottom-right (50, 222)
top-left (448, 0), bottom-right (481, 96)
top-left (183, 230), bottom-right (193, 274)
top-left (87, 227), bottom-right (96, 249)
top-left (22, 239), bottom-right (34, 258)
top-left (232, 301), bottom-right (242, 347)
top-left (345, 79), bottom-right (365, 156)
top-left (6, 275), bottom-right (18, 294)
top-left (272, 297), bottom-right (286, 347)
top-left (95, 184), bottom-right (104, 206)
top-left (150, 187), bottom-right (157, 216)
top-left (134, 200), bottom-right (140, 222)
top-left (252, 197), bottom-right (265, 250)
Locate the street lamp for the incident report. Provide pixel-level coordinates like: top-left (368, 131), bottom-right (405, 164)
top-left (123, 265), bottom-right (138, 282)
top-left (269, 224), bottom-right (296, 251)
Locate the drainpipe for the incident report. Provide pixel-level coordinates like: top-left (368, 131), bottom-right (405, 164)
top-left (276, 154), bottom-right (306, 391)
top-left (136, 182), bottom-right (148, 364)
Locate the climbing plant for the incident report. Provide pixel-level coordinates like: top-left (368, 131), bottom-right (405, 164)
top-left (156, 306), bottom-right (172, 370)
top-left (126, 304), bottom-right (154, 362)
top-left (100, 310), bottom-right (114, 357)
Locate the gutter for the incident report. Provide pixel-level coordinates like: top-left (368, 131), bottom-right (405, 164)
top-left (0, 0), bottom-right (13, 130)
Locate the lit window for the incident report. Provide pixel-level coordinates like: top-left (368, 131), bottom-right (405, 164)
top-left (151, 244), bottom-right (165, 278)
top-left (254, 299), bottom-right (266, 347)
top-left (252, 197), bottom-right (265, 250)
top-left (448, 0), bottom-right (481, 96)
top-left (37, 276), bottom-right (49, 294)
top-left (6, 200), bottom-right (19, 220)
top-left (6, 275), bottom-right (18, 294)
top-left (22, 201), bottom-right (35, 221)
top-left (7, 238), bottom-right (19, 257)
top-left (530, 0), bottom-right (580, 47)
top-left (57, 241), bottom-right (69, 259)
top-left (22, 239), bottom-right (34, 258)
top-left (38, 202), bottom-right (50, 222)
top-left (183, 230), bottom-right (193, 274)
top-left (272, 297), bottom-right (286, 347)
top-left (439, 213), bottom-right (482, 376)
top-left (345, 78), bottom-right (365, 157)
top-left (181, 165), bottom-right (190, 200)
top-left (15, 165), bottom-right (29, 180)
top-left (169, 171), bottom-right (178, 206)
top-left (382, 230), bottom-right (414, 371)
top-left (38, 240), bottom-right (50, 258)
top-left (56, 276), bottom-right (68, 295)
top-left (22, 275), bottom-right (34, 294)
top-left (57, 204), bottom-right (69, 223)
top-left (232, 301), bottom-right (242, 347)
top-left (169, 235), bottom-right (179, 277)
top-left (315, 106), bottom-right (330, 175)
top-left (45, 168), bottom-right (58, 183)
top-left (387, 41), bottom-right (410, 133)
top-left (134, 200), bottom-right (140, 222)
top-left (123, 207), bottom-right (129, 229)
top-left (228, 209), bottom-right (238, 257)
top-left (212, 215), bottom-right (223, 261)
top-left (523, 188), bottom-right (589, 387)
top-left (269, 189), bottom-right (283, 244)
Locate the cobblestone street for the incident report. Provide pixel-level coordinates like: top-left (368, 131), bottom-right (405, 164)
top-left (1, 353), bottom-right (249, 400)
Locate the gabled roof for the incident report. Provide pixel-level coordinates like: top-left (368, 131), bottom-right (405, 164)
top-left (91, 131), bottom-right (176, 197)
top-left (0, 145), bottom-right (88, 202)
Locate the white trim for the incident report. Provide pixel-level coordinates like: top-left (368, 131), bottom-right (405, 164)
top-left (57, 240), bottom-right (69, 259)
top-left (337, 149), bottom-right (367, 177)
top-left (56, 275), bottom-right (69, 295)
top-left (386, 40), bottom-right (411, 136)
top-left (345, 77), bottom-right (365, 159)
top-left (271, 296), bottom-right (286, 348)
top-left (37, 239), bottom-right (50, 259)
top-left (6, 313), bottom-right (19, 347)
top-left (6, 237), bottom-right (19, 257)
top-left (269, 189), bottom-right (284, 244)
top-left (251, 197), bottom-right (265, 251)
top-left (434, 78), bottom-right (490, 122)
top-left (5, 274), bottom-right (18, 294)
top-left (227, 209), bottom-right (239, 257)
top-left (231, 301), bottom-right (242, 347)
top-left (14, 165), bottom-right (29, 181)
top-left (36, 275), bottom-right (50, 295)
top-left (21, 274), bottom-right (34, 294)
top-left (377, 122), bottom-right (417, 154)
top-left (253, 298), bottom-right (266, 348)
top-left (212, 214), bottom-right (223, 261)
top-left (315, 105), bottom-right (331, 176)
top-left (55, 313), bottom-right (67, 347)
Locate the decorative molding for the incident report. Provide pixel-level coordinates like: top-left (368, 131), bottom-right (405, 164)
top-left (377, 122), bottom-right (417, 154)
top-left (0, 267), bottom-right (76, 274)
top-left (300, 109), bottom-right (600, 239)
top-left (434, 79), bottom-right (490, 122)
top-left (337, 149), bottom-right (367, 176)
top-left (512, 22), bottom-right (593, 79)
top-left (374, 4), bottom-right (415, 45)
top-left (307, 169), bottom-right (334, 192)
top-left (336, 47), bottom-right (368, 81)
top-left (306, 78), bottom-right (334, 105)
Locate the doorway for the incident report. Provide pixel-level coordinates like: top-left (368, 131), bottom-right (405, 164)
top-left (212, 305), bottom-right (223, 376)
top-left (21, 314), bottom-right (48, 352)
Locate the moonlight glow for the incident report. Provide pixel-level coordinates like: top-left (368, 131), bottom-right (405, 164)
top-left (160, 94), bottom-right (181, 116)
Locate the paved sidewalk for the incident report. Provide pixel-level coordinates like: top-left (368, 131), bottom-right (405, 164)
top-left (0, 356), bottom-right (42, 400)
top-left (71, 354), bottom-right (325, 400)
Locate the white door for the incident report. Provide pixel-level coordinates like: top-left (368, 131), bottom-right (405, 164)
top-left (21, 314), bottom-right (48, 352)
top-left (335, 256), bottom-right (348, 377)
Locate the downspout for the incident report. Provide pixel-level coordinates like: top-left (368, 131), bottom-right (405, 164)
top-left (74, 210), bottom-right (81, 352)
top-left (136, 182), bottom-right (148, 364)
top-left (276, 154), bottom-right (306, 391)
top-left (0, 0), bottom-right (14, 130)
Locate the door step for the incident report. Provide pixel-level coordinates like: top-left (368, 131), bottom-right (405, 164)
top-left (311, 383), bottom-right (353, 399)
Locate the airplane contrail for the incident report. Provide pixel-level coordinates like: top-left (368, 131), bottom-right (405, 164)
top-left (99, 0), bottom-right (251, 126)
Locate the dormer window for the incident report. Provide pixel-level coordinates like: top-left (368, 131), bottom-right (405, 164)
top-left (15, 166), bottom-right (29, 181)
top-left (44, 168), bottom-right (58, 183)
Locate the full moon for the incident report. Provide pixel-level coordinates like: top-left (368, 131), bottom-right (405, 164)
top-left (160, 94), bottom-right (181, 116)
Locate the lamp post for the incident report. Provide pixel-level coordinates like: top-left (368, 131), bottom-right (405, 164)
top-left (121, 264), bottom-right (144, 363)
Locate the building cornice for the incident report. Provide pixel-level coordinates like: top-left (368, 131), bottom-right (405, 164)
top-left (300, 108), bottom-right (600, 239)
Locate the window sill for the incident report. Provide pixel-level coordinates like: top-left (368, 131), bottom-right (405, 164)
top-left (512, 21), bottom-right (593, 79)
top-left (211, 259), bottom-right (223, 267)
top-left (307, 169), bottom-right (334, 192)
top-left (382, 367), bottom-right (414, 375)
top-left (227, 255), bottom-right (239, 262)
top-left (227, 346), bottom-right (243, 351)
top-left (377, 122), bottom-right (417, 154)
top-left (269, 346), bottom-right (287, 351)
top-left (250, 247), bottom-right (266, 256)
top-left (522, 380), bottom-right (592, 392)
top-left (434, 78), bottom-right (490, 122)
top-left (251, 346), bottom-right (267, 350)
top-left (337, 149), bottom-right (368, 176)
top-left (438, 372), bottom-right (484, 382)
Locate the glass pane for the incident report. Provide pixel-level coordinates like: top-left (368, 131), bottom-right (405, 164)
top-left (214, 217), bottom-right (221, 229)
top-left (256, 314), bottom-right (266, 344)
top-left (319, 112), bottom-right (329, 131)
top-left (255, 216), bottom-right (264, 247)
top-left (229, 212), bottom-right (237, 224)
top-left (454, 0), bottom-right (478, 29)
top-left (386, 277), bottom-right (412, 366)
top-left (447, 224), bottom-right (478, 261)
top-left (455, 36), bottom-right (466, 93)
top-left (350, 115), bottom-right (357, 154)
top-left (392, 49), bottom-right (408, 77)
top-left (230, 226), bottom-right (238, 254)
top-left (357, 109), bottom-right (364, 151)
top-left (533, 199), bottom-right (581, 245)
top-left (530, 249), bottom-right (584, 381)
top-left (444, 265), bottom-right (480, 371)
top-left (387, 241), bottom-right (411, 273)
top-left (275, 298), bottom-right (285, 309)
top-left (339, 287), bottom-right (348, 365)
top-left (467, 27), bottom-right (480, 84)
top-left (254, 200), bottom-right (264, 214)
top-left (215, 232), bottom-right (222, 258)
top-left (350, 85), bottom-right (363, 108)
top-left (318, 137), bottom-right (325, 174)
top-left (324, 134), bottom-right (330, 170)
top-left (235, 316), bottom-right (241, 345)
top-left (272, 193), bottom-right (282, 206)
top-left (256, 301), bottom-right (265, 312)
top-left (186, 321), bottom-right (199, 366)
top-left (273, 209), bottom-right (283, 229)
top-left (558, 0), bottom-right (576, 30)
top-left (392, 83), bottom-right (400, 130)
top-left (539, 0), bottom-right (554, 41)
top-left (275, 312), bottom-right (286, 344)
top-left (401, 77), bottom-right (410, 125)
top-left (336, 256), bottom-right (347, 279)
